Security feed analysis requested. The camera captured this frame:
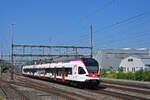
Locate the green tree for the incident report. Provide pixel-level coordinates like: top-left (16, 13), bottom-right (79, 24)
top-left (117, 66), bottom-right (123, 73)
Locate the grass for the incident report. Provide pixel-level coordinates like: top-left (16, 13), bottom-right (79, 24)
top-left (100, 67), bottom-right (150, 81)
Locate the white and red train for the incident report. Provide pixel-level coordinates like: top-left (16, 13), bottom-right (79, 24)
top-left (22, 58), bottom-right (100, 88)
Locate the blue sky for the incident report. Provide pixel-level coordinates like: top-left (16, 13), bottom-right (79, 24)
top-left (1, 0), bottom-right (150, 54)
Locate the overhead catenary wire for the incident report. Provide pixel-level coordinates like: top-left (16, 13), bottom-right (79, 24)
top-left (94, 17), bottom-right (150, 45)
top-left (66, 0), bottom-right (116, 46)
top-left (94, 29), bottom-right (150, 48)
top-left (94, 13), bottom-right (150, 40)
top-left (68, 11), bottom-right (150, 47)
top-left (78, 0), bottom-right (116, 24)
top-left (91, 11), bottom-right (150, 48)
top-left (107, 29), bottom-right (150, 44)
top-left (94, 11), bottom-right (150, 34)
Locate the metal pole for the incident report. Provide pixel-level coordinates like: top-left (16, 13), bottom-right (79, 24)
top-left (90, 25), bottom-right (93, 58)
top-left (0, 43), bottom-right (3, 59)
top-left (11, 22), bottom-right (16, 80)
top-left (0, 60), bottom-right (2, 77)
top-left (0, 65), bottom-right (1, 77)
top-left (0, 43), bottom-right (3, 77)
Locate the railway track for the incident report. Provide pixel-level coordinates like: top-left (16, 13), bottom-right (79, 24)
top-left (101, 83), bottom-right (150, 95)
top-left (2, 73), bottom-right (149, 100)
top-left (101, 78), bottom-right (150, 89)
top-left (98, 78), bottom-right (150, 100)
top-left (88, 87), bottom-right (150, 100)
top-left (1, 76), bottom-right (97, 100)
top-left (0, 85), bottom-right (7, 100)
top-left (16, 75), bottom-right (150, 100)
top-left (0, 78), bottom-right (31, 100)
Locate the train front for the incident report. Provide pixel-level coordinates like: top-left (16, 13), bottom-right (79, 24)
top-left (81, 58), bottom-right (101, 87)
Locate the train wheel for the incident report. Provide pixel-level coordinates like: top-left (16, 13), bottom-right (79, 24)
top-left (77, 83), bottom-right (84, 89)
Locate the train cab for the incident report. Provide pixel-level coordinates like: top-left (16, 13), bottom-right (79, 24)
top-left (81, 58), bottom-right (100, 86)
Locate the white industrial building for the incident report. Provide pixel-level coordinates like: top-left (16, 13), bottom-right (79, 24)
top-left (119, 56), bottom-right (150, 72)
top-left (93, 48), bottom-right (149, 70)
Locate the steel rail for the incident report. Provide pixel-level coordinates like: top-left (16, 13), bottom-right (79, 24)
top-left (101, 80), bottom-right (150, 89)
top-left (91, 88), bottom-right (150, 100)
top-left (0, 79), bottom-right (31, 100)
top-left (1, 78), bottom-right (96, 100)
top-left (101, 83), bottom-right (150, 95)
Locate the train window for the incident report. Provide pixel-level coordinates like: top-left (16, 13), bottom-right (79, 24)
top-left (23, 69), bottom-right (26, 72)
top-left (65, 70), bottom-right (68, 76)
top-left (82, 58), bottom-right (99, 73)
top-left (86, 66), bottom-right (98, 73)
top-left (45, 68), bottom-right (54, 74)
top-left (51, 68), bottom-right (53, 75)
top-left (41, 68), bottom-right (45, 74)
top-left (57, 68), bottom-right (62, 76)
top-left (78, 67), bottom-right (86, 74)
top-left (65, 68), bottom-right (70, 76)
top-left (34, 68), bottom-right (38, 73)
top-left (65, 68), bottom-right (72, 76)
top-left (68, 68), bottom-right (72, 75)
top-left (45, 68), bottom-right (50, 74)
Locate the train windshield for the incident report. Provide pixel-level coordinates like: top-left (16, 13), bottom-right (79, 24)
top-left (81, 58), bottom-right (99, 73)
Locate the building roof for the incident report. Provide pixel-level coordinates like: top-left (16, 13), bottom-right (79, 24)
top-left (126, 55), bottom-right (150, 65)
top-left (129, 55), bottom-right (150, 59)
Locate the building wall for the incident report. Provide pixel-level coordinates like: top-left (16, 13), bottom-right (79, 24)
top-left (119, 56), bottom-right (144, 72)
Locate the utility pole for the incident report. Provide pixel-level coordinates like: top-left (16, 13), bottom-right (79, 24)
top-left (0, 43), bottom-right (3, 77)
top-left (0, 42), bottom-right (3, 59)
top-left (90, 24), bottom-right (93, 58)
top-left (11, 22), bottom-right (16, 80)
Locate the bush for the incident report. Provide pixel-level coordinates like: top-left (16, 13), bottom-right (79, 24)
top-left (101, 68), bottom-right (150, 82)
top-left (143, 69), bottom-right (150, 81)
top-left (134, 69), bottom-right (144, 81)
top-left (106, 71), bottom-right (117, 78)
top-left (126, 72), bottom-right (135, 80)
top-left (116, 72), bottom-right (127, 79)
top-left (100, 68), bottom-right (107, 78)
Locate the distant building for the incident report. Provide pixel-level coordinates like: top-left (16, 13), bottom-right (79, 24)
top-left (119, 56), bottom-right (150, 72)
top-left (93, 48), bottom-right (149, 70)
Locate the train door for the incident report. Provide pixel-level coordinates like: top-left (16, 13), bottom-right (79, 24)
top-left (73, 64), bottom-right (78, 80)
top-left (43, 68), bottom-right (45, 79)
top-left (62, 67), bottom-right (65, 82)
top-left (54, 67), bottom-right (57, 80)
top-left (78, 67), bottom-right (86, 81)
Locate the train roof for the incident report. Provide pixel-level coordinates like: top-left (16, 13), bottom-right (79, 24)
top-left (23, 58), bottom-right (96, 67)
top-left (59, 57), bottom-right (96, 62)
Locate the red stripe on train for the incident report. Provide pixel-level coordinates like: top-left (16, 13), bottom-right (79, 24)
top-left (54, 73), bottom-right (56, 80)
top-left (89, 73), bottom-right (98, 77)
top-left (43, 74), bottom-right (45, 79)
top-left (39, 74), bottom-right (41, 78)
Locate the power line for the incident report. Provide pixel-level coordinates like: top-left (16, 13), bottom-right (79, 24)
top-left (93, 26), bottom-right (150, 48)
top-left (71, 11), bottom-right (150, 47)
top-left (92, 12), bottom-right (150, 46)
top-left (94, 18), bottom-right (150, 44)
top-left (52, 0), bottom-right (116, 47)
top-left (94, 11), bottom-right (150, 34)
top-left (78, 0), bottom-right (115, 23)
top-left (105, 30), bottom-right (150, 48)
